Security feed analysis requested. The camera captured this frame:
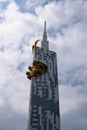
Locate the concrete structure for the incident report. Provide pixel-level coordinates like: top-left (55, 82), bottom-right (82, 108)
top-left (27, 22), bottom-right (60, 130)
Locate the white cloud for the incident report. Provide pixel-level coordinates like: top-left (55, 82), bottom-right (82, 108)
top-left (24, 0), bottom-right (56, 11)
top-left (0, 95), bottom-right (5, 106)
top-left (0, 2), bottom-right (42, 49)
top-left (59, 85), bottom-right (87, 115)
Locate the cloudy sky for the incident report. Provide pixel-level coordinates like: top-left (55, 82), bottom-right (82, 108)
top-left (0, 0), bottom-right (87, 130)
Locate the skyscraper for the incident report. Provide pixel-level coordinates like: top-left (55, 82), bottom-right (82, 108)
top-left (27, 22), bottom-right (60, 130)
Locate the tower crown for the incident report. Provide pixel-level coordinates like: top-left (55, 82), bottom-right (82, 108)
top-left (41, 21), bottom-right (49, 50)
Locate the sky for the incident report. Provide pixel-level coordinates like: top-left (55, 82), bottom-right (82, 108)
top-left (0, 0), bottom-right (87, 130)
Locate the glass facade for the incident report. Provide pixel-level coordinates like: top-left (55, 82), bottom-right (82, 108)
top-left (27, 47), bottom-right (60, 130)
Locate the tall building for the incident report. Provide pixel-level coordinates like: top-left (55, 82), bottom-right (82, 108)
top-left (27, 22), bottom-right (60, 130)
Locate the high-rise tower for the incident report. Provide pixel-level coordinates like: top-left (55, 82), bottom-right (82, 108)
top-left (27, 22), bottom-right (60, 130)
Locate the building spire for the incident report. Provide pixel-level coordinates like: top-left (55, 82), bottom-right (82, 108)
top-left (43, 21), bottom-right (47, 41)
top-left (44, 21), bottom-right (46, 33)
top-left (41, 21), bottom-right (49, 50)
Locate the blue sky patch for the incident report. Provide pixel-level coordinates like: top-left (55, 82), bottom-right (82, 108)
top-left (0, 1), bottom-right (9, 10)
